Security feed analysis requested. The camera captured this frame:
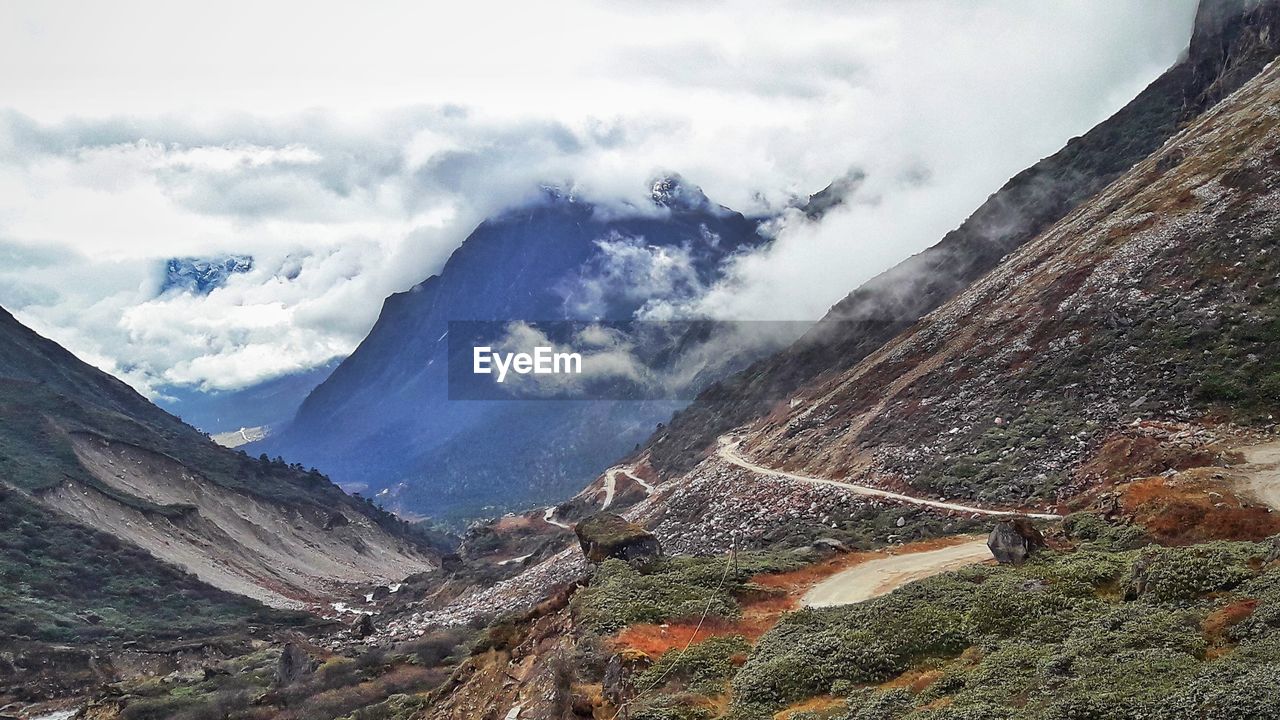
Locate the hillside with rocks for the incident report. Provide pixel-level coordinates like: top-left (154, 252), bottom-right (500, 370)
top-left (736, 51), bottom-right (1280, 510)
top-left (641, 0), bottom-right (1280, 480)
top-left (291, 6), bottom-right (1280, 717)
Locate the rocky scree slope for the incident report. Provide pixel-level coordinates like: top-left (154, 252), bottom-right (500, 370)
top-left (642, 0), bottom-right (1280, 478)
top-left (736, 54), bottom-right (1280, 509)
top-left (0, 306), bottom-right (438, 611)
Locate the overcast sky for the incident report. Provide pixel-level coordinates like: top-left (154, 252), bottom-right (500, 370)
top-left (0, 0), bottom-right (1199, 395)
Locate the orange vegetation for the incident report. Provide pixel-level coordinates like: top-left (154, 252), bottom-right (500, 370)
top-left (1080, 432), bottom-right (1221, 488)
top-left (613, 595), bottom-right (796, 658)
top-left (1119, 469), bottom-right (1280, 543)
top-left (613, 536), bottom-right (982, 658)
top-left (882, 667), bottom-right (945, 694)
top-left (775, 695), bottom-right (845, 720)
top-left (1203, 598), bottom-right (1258, 656)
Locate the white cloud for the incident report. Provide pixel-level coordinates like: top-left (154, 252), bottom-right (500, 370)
top-left (0, 0), bottom-right (1200, 393)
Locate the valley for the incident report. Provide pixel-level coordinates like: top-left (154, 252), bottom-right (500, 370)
top-left (6, 1), bottom-right (1280, 719)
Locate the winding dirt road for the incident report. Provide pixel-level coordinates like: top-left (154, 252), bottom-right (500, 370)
top-left (542, 506), bottom-right (570, 529)
top-left (598, 466), bottom-right (655, 509)
top-left (716, 436), bottom-right (1061, 520)
top-left (1240, 440), bottom-right (1280, 509)
top-left (802, 539), bottom-right (992, 607)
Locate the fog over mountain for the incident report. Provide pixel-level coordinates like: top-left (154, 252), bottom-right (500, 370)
top-left (0, 2), bottom-right (1196, 402)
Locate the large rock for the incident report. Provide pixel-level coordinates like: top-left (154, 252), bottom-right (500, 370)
top-left (275, 642), bottom-right (316, 686)
top-left (574, 513), bottom-right (662, 566)
top-left (987, 517), bottom-right (1047, 565)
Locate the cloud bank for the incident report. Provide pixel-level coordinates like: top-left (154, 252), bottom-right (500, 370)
top-left (0, 0), bottom-right (1198, 394)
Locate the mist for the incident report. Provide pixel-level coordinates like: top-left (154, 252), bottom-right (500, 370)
top-left (0, 0), bottom-right (1199, 394)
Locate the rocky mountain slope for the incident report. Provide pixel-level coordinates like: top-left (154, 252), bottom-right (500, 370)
top-left (735, 47), bottom-right (1280, 509)
top-left (257, 179), bottom-right (769, 521)
top-left (642, 0), bottom-right (1280, 479)
top-left (0, 305), bottom-right (438, 614)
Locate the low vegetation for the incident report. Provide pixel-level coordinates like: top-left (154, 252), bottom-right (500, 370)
top-left (572, 551), bottom-right (811, 635)
top-left (96, 629), bottom-right (475, 720)
top-left (727, 535), bottom-right (1280, 719)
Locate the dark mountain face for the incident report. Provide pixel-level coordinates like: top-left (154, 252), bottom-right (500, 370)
top-left (641, 0), bottom-right (1280, 478)
top-left (257, 180), bottom-right (767, 520)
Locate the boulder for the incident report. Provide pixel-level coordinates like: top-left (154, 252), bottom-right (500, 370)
top-left (355, 614), bottom-right (376, 639)
top-left (275, 643), bottom-right (316, 686)
top-left (574, 513), bottom-right (662, 566)
top-left (812, 537), bottom-right (851, 554)
top-left (987, 516), bottom-right (1047, 565)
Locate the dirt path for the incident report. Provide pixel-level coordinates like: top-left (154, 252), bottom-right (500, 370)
top-left (599, 469), bottom-right (618, 509)
top-left (1238, 440), bottom-right (1280, 509)
top-left (543, 506), bottom-right (570, 529)
top-left (622, 468), bottom-right (655, 494)
top-left (803, 538), bottom-right (992, 607)
top-left (717, 437), bottom-right (1061, 520)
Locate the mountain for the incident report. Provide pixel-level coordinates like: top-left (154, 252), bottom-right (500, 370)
top-left (0, 305), bottom-right (438, 618)
top-left (29, 3), bottom-right (1280, 719)
top-left (640, 0), bottom-right (1280, 479)
top-left (257, 178), bottom-right (770, 520)
top-left (160, 255), bottom-right (254, 295)
top-left (730, 10), bottom-right (1280, 512)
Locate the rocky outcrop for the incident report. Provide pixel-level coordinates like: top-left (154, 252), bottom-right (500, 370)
top-left (987, 517), bottom-right (1047, 566)
top-left (574, 513), bottom-right (662, 566)
top-left (275, 643), bottom-right (316, 686)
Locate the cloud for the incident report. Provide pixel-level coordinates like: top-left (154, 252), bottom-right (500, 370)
top-left (0, 0), bottom-right (1200, 394)
top-left (559, 232), bottom-right (708, 319)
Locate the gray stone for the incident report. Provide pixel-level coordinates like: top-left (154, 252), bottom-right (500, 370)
top-left (987, 517), bottom-right (1047, 565)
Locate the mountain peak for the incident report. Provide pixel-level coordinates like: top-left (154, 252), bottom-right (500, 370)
top-left (1185, 0), bottom-right (1280, 114)
top-left (162, 255), bottom-right (253, 295)
top-left (649, 174), bottom-right (711, 211)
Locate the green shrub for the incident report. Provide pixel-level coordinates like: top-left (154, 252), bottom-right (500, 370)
top-left (1126, 543), bottom-right (1260, 604)
top-left (637, 635), bottom-right (750, 695)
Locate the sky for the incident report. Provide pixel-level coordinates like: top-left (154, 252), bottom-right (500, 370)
top-left (0, 0), bottom-right (1199, 396)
